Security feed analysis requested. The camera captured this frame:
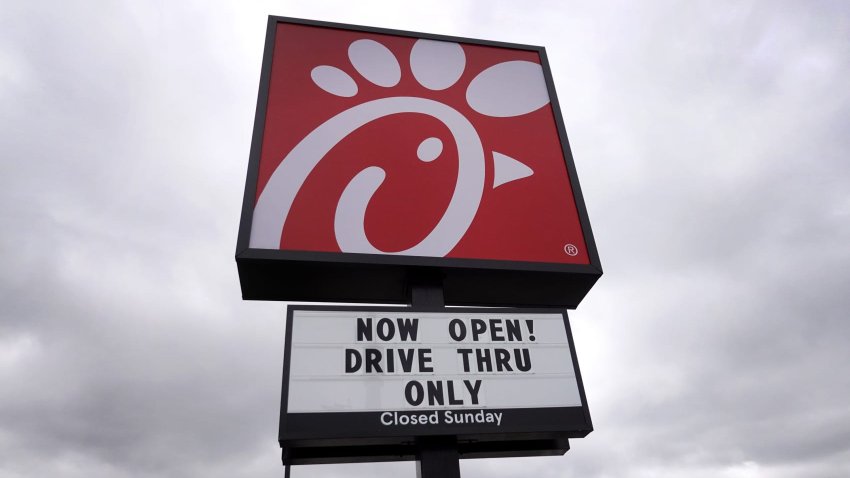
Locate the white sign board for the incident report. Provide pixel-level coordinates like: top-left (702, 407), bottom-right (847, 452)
top-left (287, 309), bottom-right (582, 414)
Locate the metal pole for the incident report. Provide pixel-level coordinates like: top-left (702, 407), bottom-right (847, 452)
top-left (409, 271), bottom-right (461, 478)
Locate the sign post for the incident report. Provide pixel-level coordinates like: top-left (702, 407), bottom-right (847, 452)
top-left (237, 16), bottom-right (603, 475)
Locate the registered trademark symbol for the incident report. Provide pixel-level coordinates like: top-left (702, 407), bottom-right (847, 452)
top-left (564, 244), bottom-right (579, 256)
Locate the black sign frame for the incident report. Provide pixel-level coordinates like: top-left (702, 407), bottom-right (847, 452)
top-left (235, 16), bottom-right (602, 308)
top-left (279, 305), bottom-right (592, 465)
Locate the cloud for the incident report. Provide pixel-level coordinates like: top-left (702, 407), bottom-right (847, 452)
top-left (1, 1), bottom-right (849, 478)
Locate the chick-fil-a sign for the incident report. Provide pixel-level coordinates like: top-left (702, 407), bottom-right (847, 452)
top-left (250, 20), bottom-right (591, 264)
top-left (237, 17), bottom-right (602, 306)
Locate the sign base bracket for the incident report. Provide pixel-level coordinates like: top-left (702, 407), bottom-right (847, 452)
top-left (416, 436), bottom-right (461, 478)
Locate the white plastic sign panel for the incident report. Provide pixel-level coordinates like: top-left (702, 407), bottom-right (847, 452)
top-left (289, 310), bottom-right (580, 413)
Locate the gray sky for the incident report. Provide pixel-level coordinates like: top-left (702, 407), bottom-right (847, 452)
top-left (2, 1), bottom-right (849, 477)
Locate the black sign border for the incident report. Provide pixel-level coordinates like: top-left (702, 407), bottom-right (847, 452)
top-left (235, 16), bottom-right (602, 308)
top-left (280, 305), bottom-right (592, 465)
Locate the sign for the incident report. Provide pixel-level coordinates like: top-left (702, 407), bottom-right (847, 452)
top-left (236, 17), bottom-right (602, 307)
top-left (280, 306), bottom-right (592, 464)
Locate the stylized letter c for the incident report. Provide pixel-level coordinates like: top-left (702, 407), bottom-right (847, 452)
top-left (250, 96), bottom-right (485, 257)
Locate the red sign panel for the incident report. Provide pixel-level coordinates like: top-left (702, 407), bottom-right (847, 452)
top-left (237, 17), bottom-right (601, 307)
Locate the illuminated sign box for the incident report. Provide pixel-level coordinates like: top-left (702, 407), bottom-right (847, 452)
top-left (279, 306), bottom-right (592, 464)
top-left (236, 16), bottom-right (602, 307)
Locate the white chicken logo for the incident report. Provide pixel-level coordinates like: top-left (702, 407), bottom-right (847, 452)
top-left (250, 38), bottom-right (551, 257)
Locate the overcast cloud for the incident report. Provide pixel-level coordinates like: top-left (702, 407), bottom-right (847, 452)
top-left (2, 1), bottom-right (849, 477)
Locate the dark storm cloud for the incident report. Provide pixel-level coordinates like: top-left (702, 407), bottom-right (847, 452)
top-left (2, 1), bottom-right (849, 478)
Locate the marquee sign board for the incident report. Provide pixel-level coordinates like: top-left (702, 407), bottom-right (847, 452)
top-left (279, 306), bottom-right (592, 464)
top-left (236, 16), bottom-right (602, 308)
